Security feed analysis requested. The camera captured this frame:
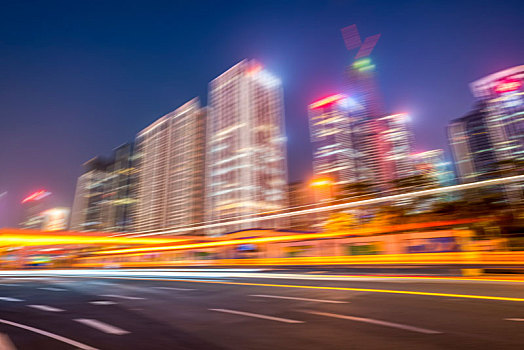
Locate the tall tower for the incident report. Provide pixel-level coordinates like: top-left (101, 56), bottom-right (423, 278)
top-left (340, 24), bottom-right (385, 189)
top-left (134, 98), bottom-right (206, 233)
top-left (308, 94), bottom-right (356, 193)
top-left (205, 60), bottom-right (288, 235)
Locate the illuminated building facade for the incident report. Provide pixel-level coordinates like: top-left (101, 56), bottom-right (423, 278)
top-left (377, 113), bottom-right (415, 187)
top-left (412, 149), bottom-right (455, 188)
top-left (470, 65), bottom-right (524, 165)
top-left (134, 98), bottom-right (206, 233)
top-left (206, 60), bottom-right (288, 235)
top-left (70, 144), bottom-right (136, 232)
top-left (20, 190), bottom-right (52, 229)
top-left (448, 104), bottom-right (498, 182)
top-left (449, 65), bottom-right (524, 183)
top-left (70, 157), bottom-right (111, 231)
top-left (308, 94), bottom-right (356, 192)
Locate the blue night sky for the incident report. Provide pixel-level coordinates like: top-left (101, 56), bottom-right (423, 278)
top-left (0, 0), bottom-right (523, 226)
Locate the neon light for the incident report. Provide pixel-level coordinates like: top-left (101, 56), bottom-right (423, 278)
top-left (352, 58), bottom-right (371, 68)
top-left (495, 80), bottom-right (522, 93)
top-left (309, 94), bottom-right (346, 109)
top-left (246, 64), bottom-right (263, 76)
top-left (21, 190), bottom-right (51, 204)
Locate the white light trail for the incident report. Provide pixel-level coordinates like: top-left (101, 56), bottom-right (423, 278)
top-left (125, 174), bottom-right (524, 237)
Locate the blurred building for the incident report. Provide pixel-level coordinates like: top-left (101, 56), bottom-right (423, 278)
top-left (205, 60), bottom-right (288, 235)
top-left (377, 113), bottom-right (415, 189)
top-left (448, 104), bottom-right (498, 182)
top-left (308, 94), bottom-right (356, 194)
top-left (19, 190), bottom-right (52, 229)
top-left (449, 65), bottom-right (524, 183)
top-left (70, 144), bottom-right (136, 232)
top-left (411, 149), bottom-right (455, 188)
top-left (134, 98), bottom-right (206, 233)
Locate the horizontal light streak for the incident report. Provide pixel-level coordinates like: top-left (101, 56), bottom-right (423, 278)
top-left (125, 174), bottom-right (524, 238)
top-left (36, 275), bottom-right (524, 302)
top-left (93, 219), bottom-right (481, 255)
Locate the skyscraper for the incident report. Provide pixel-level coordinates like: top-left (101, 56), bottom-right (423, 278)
top-left (470, 65), bottom-right (524, 165)
top-left (377, 113), bottom-right (415, 188)
top-left (205, 60), bottom-right (288, 235)
top-left (134, 98), bottom-right (206, 233)
top-left (70, 145), bottom-right (136, 232)
top-left (308, 94), bottom-right (356, 193)
top-left (449, 65), bottom-right (524, 184)
top-left (70, 157), bottom-right (112, 232)
top-left (448, 104), bottom-right (498, 182)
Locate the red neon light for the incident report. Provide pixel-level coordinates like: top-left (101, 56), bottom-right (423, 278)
top-left (495, 80), bottom-right (522, 93)
top-left (309, 94), bottom-right (346, 109)
top-left (21, 190), bottom-right (50, 204)
top-left (246, 64), bottom-right (263, 76)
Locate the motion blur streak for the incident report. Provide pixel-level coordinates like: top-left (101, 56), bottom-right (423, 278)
top-left (1, 269), bottom-right (522, 301)
top-left (125, 174), bottom-right (524, 237)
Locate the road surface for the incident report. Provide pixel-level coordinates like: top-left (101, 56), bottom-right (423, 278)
top-left (0, 269), bottom-right (523, 349)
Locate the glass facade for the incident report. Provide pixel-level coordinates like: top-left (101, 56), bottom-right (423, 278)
top-left (205, 60), bottom-right (288, 235)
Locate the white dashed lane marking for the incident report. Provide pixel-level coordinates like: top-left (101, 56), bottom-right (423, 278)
top-left (210, 308), bottom-right (304, 324)
top-left (250, 294), bottom-right (348, 304)
top-left (100, 294), bottom-right (145, 300)
top-left (302, 310), bottom-right (442, 334)
top-left (74, 319), bottom-right (130, 335)
top-left (505, 318), bottom-right (524, 322)
top-left (0, 297), bottom-right (23, 302)
top-left (90, 301), bottom-right (117, 305)
top-left (0, 318), bottom-right (98, 350)
top-left (28, 305), bottom-right (64, 312)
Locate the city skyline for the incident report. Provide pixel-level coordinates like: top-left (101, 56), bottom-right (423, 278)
top-left (0, 0), bottom-right (523, 227)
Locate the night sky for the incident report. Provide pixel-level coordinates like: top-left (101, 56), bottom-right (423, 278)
top-left (0, 0), bottom-right (523, 227)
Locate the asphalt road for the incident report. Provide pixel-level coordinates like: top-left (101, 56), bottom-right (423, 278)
top-left (0, 269), bottom-right (523, 349)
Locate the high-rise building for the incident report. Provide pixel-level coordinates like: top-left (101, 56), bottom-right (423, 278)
top-left (448, 65), bottom-right (524, 184)
top-left (134, 98), bottom-right (206, 233)
top-left (377, 113), bottom-right (415, 188)
top-left (70, 145), bottom-right (136, 232)
top-left (308, 94), bottom-right (356, 193)
top-left (205, 60), bottom-right (288, 235)
top-left (470, 65), bottom-right (524, 165)
top-left (70, 157), bottom-right (112, 232)
top-left (20, 190), bottom-right (52, 229)
top-left (412, 149), bottom-right (455, 188)
top-left (448, 104), bottom-right (498, 182)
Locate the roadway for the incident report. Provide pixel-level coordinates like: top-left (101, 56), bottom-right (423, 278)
top-left (0, 269), bottom-right (523, 349)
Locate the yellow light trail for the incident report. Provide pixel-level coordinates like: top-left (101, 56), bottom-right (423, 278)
top-left (65, 276), bottom-right (524, 302)
top-left (0, 234), bottom-right (187, 246)
top-left (93, 219), bottom-right (481, 255)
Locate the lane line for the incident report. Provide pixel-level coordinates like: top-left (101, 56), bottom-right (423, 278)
top-left (0, 318), bottom-right (98, 350)
top-left (38, 287), bottom-right (66, 292)
top-left (152, 287), bottom-right (195, 291)
top-left (28, 305), bottom-right (64, 312)
top-left (100, 294), bottom-right (145, 300)
top-left (251, 294), bottom-right (348, 304)
top-left (0, 333), bottom-right (16, 350)
top-left (90, 301), bottom-right (117, 305)
top-left (0, 284), bottom-right (16, 287)
top-left (0, 297), bottom-right (23, 302)
top-left (69, 276), bottom-right (524, 302)
top-left (505, 318), bottom-right (524, 322)
top-left (302, 310), bottom-right (441, 334)
top-left (209, 308), bottom-right (304, 324)
top-left (74, 319), bottom-right (129, 335)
